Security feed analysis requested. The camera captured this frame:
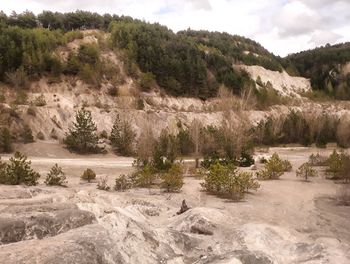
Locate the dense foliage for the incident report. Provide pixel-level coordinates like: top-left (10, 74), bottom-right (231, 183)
top-left (201, 162), bottom-right (260, 200)
top-left (288, 43), bottom-right (350, 99)
top-left (45, 163), bottom-right (67, 186)
top-left (0, 151), bottom-right (40, 186)
top-left (64, 108), bottom-right (100, 154)
top-left (256, 153), bottom-right (286, 180)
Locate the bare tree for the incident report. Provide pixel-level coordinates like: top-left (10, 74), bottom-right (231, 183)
top-left (137, 118), bottom-right (156, 164)
top-left (189, 118), bottom-right (202, 168)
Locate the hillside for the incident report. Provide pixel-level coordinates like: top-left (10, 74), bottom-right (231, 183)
top-left (288, 43), bottom-right (350, 99)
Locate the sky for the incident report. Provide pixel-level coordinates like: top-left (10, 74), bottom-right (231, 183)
top-left (1, 0), bottom-right (349, 57)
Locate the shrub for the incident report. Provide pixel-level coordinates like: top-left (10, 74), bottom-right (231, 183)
top-left (132, 164), bottom-right (157, 188)
top-left (114, 174), bottom-right (132, 191)
top-left (296, 163), bottom-right (318, 181)
top-left (97, 176), bottom-right (110, 191)
top-left (99, 130), bottom-right (108, 139)
top-left (5, 67), bottom-right (29, 90)
top-left (308, 153), bottom-right (327, 166)
top-left (325, 150), bottom-right (344, 180)
top-left (237, 152), bottom-right (255, 167)
top-left (64, 108), bottom-right (100, 154)
top-left (160, 163), bottom-right (184, 192)
top-left (0, 127), bottom-right (12, 153)
top-left (256, 153), bottom-right (285, 180)
top-left (137, 98), bottom-right (145, 110)
top-left (81, 168), bottom-right (96, 183)
top-left (45, 164), bottom-right (67, 186)
top-left (21, 125), bottom-right (34, 143)
top-left (37, 131), bottom-right (45, 140)
top-left (139, 72), bottom-right (156, 91)
top-left (282, 159), bottom-right (292, 172)
top-left (0, 152), bottom-right (40, 186)
top-left (107, 86), bottom-right (118, 97)
top-left (110, 114), bottom-right (136, 156)
top-left (14, 91), bottom-right (28, 105)
top-left (27, 106), bottom-right (36, 116)
top-left (32, 94), bottom-right (46, 106)
top-left (201, 162), bottom-right (259, 200)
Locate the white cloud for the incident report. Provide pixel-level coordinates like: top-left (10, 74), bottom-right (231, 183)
top-left (0, 0), bottom-right (349, 56)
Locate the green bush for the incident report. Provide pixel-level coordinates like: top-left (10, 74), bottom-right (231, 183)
top-left (21, 125), bottom-right (35, 143)
top-left (325, 150), bottom-right (350, 183)
top-left (139, 72), bottom-right (156, 91)
top-left (296, 163), bottom-right (317, 181)
top-left (0, 127), bottom-right (12, 153)
top-left (64, 108), bottom-right (100, 154)
top-left (110, 114), bottom-right (136, 156)
top-left (114, 174), bottom-right (132, 191)
top-left (132, 164), bottom-right (157, 188)
top-left (282, 159), bottom-right (292, 172)
top-left (45, 164), bottom-right (67, 186)
top-left (81, 168), bottom-right (96, 183)
top-left (201, 162), bottom-right (260, 200)
top-left (0, 152), bottom-right (40, 186)
top-left (256, 153), bottom-right (285, 180)
top-left (32, 94), bottom-right (46, 106)
top-left (160, 163), bottom-right (184, 192)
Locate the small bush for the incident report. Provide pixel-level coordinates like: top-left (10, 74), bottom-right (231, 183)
top-left (0, 152), bottom-right (40, 186)
top-left (308, 153), bottom-right (327, 166)
top-left (14, 91), bottom-right (28, 105)
top-left (45, 164), bottom-right (67, 186)
top-left (0, 127), bottom-right (12, 153)
top-left (282, 159), bottom-right (292, 172)
top-left (114, 174), bottom-right (132, 191)
top-left (99, 130), bottom-right (108, 139)
top-left (97, 176), bottom-right (110, 191)
top-left (5, 67), bottom-right (29, 90)
top-left (132, 164), bottom-right (157, 188)
top-left (137, 98), bottom-right (145, 110)
top-left (107, 86), bottom-right (118, 97)
top-left (32, 94), bottom-right (46, 106)
top-left (81, 168), bottom-right (96, 183)
top-left (21, 125), bottom-right (35, 143)
top-left (160, 163), bottom-right (184, 192)
top-left (201, 162), bottom-right (260, 200)
top-left (237, 152), bottom-right (255, 167)
top-left (325, 150), bottom-right (345, 180)
top-left (37, 131), bottom-right (45, 140)
top-left (256, 153), bottom-right (285, 180)
top-left (296, 163), bottom-right (318, 181)
top-left (27, 106), bottom-right (36, 116)
top-left (139, 72), bottom-right (156, 91)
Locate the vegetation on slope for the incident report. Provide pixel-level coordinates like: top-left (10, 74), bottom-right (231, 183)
top-left (288, 43), bottom-right (350, 99)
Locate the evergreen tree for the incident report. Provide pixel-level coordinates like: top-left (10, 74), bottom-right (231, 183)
top-left (110, 114), bottom-right (136, 156)
top-left (64, 107), bottom-right (100, 153)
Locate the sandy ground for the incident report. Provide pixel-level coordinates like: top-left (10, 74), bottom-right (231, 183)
top-left (0, 143), bottom-right (350, 263)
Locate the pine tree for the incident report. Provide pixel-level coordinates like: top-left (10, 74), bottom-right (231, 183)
top-left (64, 107), bottom-right (100, 153)
top-left (110, 114), bottom-right (135, 156)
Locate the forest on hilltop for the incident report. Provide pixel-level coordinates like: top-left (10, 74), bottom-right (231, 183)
top-left (0, 10), bottom-right (350, 99)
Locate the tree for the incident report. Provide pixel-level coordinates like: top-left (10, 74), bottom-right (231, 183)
top-left (256, 153), bottom-right (285, 180)
top-left (81, 168), bottom-right (96, 183)
top-left (21, 124), bottom-right (34, 143)
top-left (189, 119), bottom-right (202, 168)
top-left (64, 108), bottom-right (100, 153)
top-left (160, 163), bottom-right (184, 192)
top-left (1, 152), bottom-right (40, 186)
top-left (45, 164), bottom-right (67, 186)
top-left (296, 163), bottom-right (317, 181)
top-left (0, 127), bottom-right (12, 153)
top-left (110, 114), bottom-right (136, 156)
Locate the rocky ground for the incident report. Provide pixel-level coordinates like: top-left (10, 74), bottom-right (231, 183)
top-left (0, 145), bottom-right (350, 264)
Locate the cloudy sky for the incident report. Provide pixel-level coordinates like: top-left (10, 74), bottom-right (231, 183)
top-left (1, 0), bottom-right (349, 56)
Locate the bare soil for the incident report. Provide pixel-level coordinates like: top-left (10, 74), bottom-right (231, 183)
top-left (0, 143), bottom-right (349, 263)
